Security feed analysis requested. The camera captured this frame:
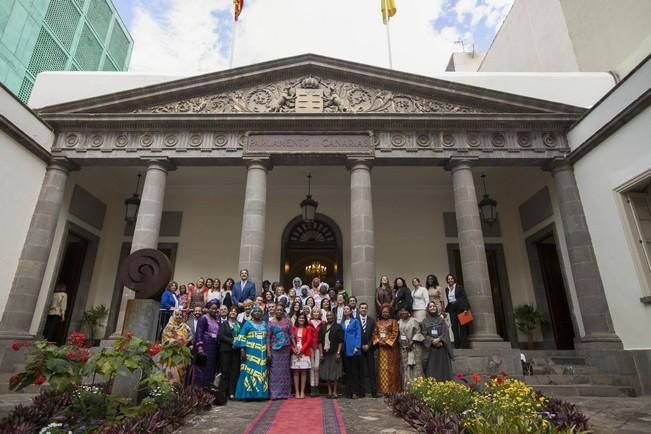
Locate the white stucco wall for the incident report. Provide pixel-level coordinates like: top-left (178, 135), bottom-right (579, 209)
top-left (0, 88), bottom-right (53, 321)
top-left (479, 0), bottom-right (579, 73)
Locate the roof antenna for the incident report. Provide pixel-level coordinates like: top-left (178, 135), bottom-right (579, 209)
top-left (454, 39), bottom-right (465, 52)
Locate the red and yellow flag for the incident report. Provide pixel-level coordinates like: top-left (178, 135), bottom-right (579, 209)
top-left (233, 0), bottom-right (244, 21)
top-left (381, 0), bottom-right (396, 24)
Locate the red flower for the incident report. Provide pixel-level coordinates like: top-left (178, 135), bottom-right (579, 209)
top-left (33, 374), bottom-right (46, 385)
top-left (126, 332), bottom-right (134, 339)
top-left (10, 342), bottom-right (21, 351)
top-left (66, 332), bottom-right (87, 347)
top-left (454, 373), bottom-right (464, 379)
top-left (500, 370), bottom-right (509, 378)
top-left (496, 377), bottom-right (505, 385)
top-left (471, 373), bottom-right (482, 383)
top-left (66, 351), bottom-right (76, 361)
top-left (148, 343), bottom-right (161, 357)
top-left (9, 375), bottom-right (20, 385)
top-left (78, 350), bottom-right (90, 362)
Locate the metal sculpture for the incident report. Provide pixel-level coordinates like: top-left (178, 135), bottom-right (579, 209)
top-left (117, 248), bottom-right (172, 299)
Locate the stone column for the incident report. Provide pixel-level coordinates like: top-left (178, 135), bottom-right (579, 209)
top-left (349, 160), bottom-right (376, 314)
top-left (113, 160), bottom-right (172, 335)
top-left (449, 159), bottom-right (503, 345)
top-left (551, 164), bottom-right (622, 348)
top-left (237, 159), bottom-right (269, 285)
top-left (0, 159), bottom-right (73, 337)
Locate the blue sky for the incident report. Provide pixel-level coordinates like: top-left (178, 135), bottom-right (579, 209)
top-left (112, 0), bottom-right (513, 75)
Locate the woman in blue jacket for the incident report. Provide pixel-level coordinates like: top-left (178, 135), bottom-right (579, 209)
top-left (341, 305), bottom-right (362, 399)
top-left (158, 281), bottom-right (178, 339)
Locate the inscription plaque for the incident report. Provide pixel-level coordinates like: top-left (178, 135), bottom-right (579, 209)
top-left (247, 134), bottom-right (373, 154)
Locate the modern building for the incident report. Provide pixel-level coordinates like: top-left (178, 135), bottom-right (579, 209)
top-left (0, 0), bottom-right (132, 102)
top-left (0, 53), bottom-right (649, 396)
top-left (477, 0), bottom-right (651, 79)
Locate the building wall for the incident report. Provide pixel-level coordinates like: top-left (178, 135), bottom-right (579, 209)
top-left (0, 88), bottom-right (53, 321)
top-left (0, 0), bottom-right (133, 103)
top-left (479, 0), bottom-right (579, 72)
top-left (560, 0), bottom-right (651, 79)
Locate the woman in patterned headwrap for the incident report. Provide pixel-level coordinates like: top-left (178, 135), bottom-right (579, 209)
top-left (161, 308), bottom-right (192, 384)
top-left (234, 304), bottom-right (269, 400)
top-left (267, 304), bottom-right (294, 400)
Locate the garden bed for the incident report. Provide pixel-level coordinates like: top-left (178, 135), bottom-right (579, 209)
top-left (385, 374), bottom-right (590, 434)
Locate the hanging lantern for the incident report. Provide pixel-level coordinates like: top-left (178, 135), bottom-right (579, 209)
top-left (124, 173), bottom-right (142, 223)
top-left (478, 173), bottom-right (498, 226)
top-left (300, 173), bottom-right (318, 223)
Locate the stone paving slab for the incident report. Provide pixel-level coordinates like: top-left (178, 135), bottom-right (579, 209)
top-left (570, 396), bottom-right (651, 434)
top-left (0, 393), bottom-right (37, 419)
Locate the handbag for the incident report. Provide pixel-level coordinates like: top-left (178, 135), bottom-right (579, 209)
top-left (457, 310), bottom-right (473, 326)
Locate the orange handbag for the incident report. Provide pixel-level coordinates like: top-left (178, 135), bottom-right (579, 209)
top-left (457, 310), bottom-right (473, 326)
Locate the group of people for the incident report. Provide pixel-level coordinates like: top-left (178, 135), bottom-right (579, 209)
top-left (158, 269), bottom-right (470, 401)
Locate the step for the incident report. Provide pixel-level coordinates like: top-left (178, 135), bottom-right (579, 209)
top-left (532, 365), bottom-right (600, 376)
top-left (530, 356), bottom-right (588, 367)
top-left (524, 374), bottom-right (634, 387)
top-left (529, 384), bottom-right (635, 398)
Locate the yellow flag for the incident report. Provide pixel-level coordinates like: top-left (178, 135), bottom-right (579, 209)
top-left (381, 0), bottom-right (397, 24)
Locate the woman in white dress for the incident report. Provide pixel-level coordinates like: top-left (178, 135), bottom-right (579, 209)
top-left (411, 277), bottom-right (430, 322)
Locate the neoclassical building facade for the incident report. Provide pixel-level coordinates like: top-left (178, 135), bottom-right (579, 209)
top-left (0, 55), bottom-right (648, 394)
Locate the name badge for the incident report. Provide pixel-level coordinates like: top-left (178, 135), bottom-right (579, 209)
top-left (400, 335), bottom-right (407, 341)
top-left (431, 328), bottom-right (438, 336)
top-left (256, 332), bottom-right (264, 340)
top-left (209, 333), bottom-right (217, 339)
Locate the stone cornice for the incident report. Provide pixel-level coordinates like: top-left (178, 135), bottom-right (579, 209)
top-left (0, 114), bottom-right (52, 162)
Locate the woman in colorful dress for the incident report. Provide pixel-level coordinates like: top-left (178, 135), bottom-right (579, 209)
top-left (234, 304), bottom-right (269, 400)
top-left (291, 312), bottom-right (314, 399)
top-left (308, 306), bottom-right (323, 396)
top-left (190, 300), bottom-right (220, 389)
top-left (189, 281), bottom-right (205, 310)
top-left (177, 284), bottom-right (190, 321)
top-left (319, 311), bottom-right (343, 399)
top-left (161, 308), bottom-right (192, 384)
top-left (397, 307), bottom-right (424, 389)
top-left (219, 306), bottom-right (242, 399)
top-left (267, 304), bottom-right (293, 400)
top-left (372, 304), bottom-right (401, 394)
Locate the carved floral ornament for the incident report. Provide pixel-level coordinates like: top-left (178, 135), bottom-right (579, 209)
top-left (132, 76), bottom-right (486, 114)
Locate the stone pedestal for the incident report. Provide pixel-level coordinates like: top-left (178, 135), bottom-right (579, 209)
top-left (238, 159), bottom-right (269, 285)
top-left (551, 164), bottom-right (622, 348)
top-left (449, 159), bottom-right (504, 346)
top-left (349, 160), bottom-right (376, 315)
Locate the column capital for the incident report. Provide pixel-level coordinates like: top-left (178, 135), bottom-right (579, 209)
top-left (243, 157), bottom-right (272, 171)
top-left (48, 157), bottom-right (78, 173)
top-left (543, 157), bottom-right (573, 174)
top-left (140, 157), bottom-right (175, 172)
top-left (445, 156), bottom-right (479, 172)
top-left (346, 157), bottom-right (373, 171)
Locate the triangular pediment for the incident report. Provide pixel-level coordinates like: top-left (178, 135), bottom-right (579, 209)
top-left (38, 54), bottom-right (584, 116)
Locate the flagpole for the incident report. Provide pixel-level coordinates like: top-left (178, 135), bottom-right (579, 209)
top-left (229, 13), bottom-right (237, 69)
top-left (383, 0), bottom-right (393, 69)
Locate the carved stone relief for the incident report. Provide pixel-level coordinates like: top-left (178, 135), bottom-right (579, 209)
top-left (133, 76), bottom-right (486, 114)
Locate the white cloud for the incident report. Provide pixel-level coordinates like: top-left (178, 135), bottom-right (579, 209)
top-left (453, 0), bottom-right (513, 30)
top-left (128, 0), bottom-right (465, 77)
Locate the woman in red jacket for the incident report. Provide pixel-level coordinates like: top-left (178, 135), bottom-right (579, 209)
top-left (291, 312), bottom-right (314, 399)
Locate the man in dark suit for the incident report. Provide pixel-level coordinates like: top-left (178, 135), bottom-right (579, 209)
top-left (232, 269), bottom-right (256, 309)
top-left (186, 306), bottom-right (203, 345)
top-left (358, 302), bottom-right (377, 397)
top-left (348, 296), bottom-right (359, 319)
top-left (444, 273), bottom-right (471, 349)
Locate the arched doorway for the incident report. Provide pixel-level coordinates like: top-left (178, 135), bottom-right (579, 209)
top-left (280, 214), bottom-right (343, 288)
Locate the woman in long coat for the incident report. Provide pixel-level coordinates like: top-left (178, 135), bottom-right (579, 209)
top-left (190, 301), bottom-right (220, 389)
top-left (397, 307), bottom-right (424, 390)
top-left (372, 304), bottom-right (401, 393)
top-left (218, 306), bottom-right (241, 399)
top-left (319, 311), bottom-right (343, 399)
top-left (420, 301), bottom-right (453, 381)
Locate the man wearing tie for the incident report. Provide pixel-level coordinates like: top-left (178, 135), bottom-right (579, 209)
top-left (233, 269), bottom-right (256, 309)
top-left (358, 302), bottom-right (377, 398)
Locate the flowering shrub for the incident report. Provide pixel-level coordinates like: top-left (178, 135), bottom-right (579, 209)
top-left (388, 374), bottom-right (589, 434)
top-left (9, 335), bottom-right (90, 393)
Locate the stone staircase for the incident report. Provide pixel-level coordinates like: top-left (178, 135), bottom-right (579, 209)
top-left (521, 350), bottom-right (637, 398)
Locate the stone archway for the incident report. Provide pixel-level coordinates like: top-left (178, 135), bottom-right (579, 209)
top-left (280, 214), bottom-right (343, 289)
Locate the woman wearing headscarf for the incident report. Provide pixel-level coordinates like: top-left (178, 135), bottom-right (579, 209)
top-left (420, 301), bottom-right (453, 381)
top-left (189, 300), bottom-right (220, 389)
top-left (161, 308), bottom-right (192, 384)
top-left (218, 306), bottom-right (242, 400)
top-left (319, 311), bottom-right (343, 399)
top-left (372, 304), bottom-right (401, 393)
top-left (234, 304), bottom-right (269, 400)
top-left (397, 307), bottom-right (424, 390)
top-left (267, 304), bottom-right (293, 400)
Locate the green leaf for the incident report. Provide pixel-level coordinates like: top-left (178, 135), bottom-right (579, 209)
top-left (46, 358), bottom-right (70, 374)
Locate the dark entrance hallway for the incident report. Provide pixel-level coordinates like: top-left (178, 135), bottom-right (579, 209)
top-left (536, 235), bottom-right (575, 350)
top-left (280, 214), bottom-right (343, 288)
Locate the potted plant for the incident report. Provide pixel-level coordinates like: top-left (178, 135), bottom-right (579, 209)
top-left (80, 305), bottom-right (109, 346)
top-left (513, 304), bottom-right (546, 349)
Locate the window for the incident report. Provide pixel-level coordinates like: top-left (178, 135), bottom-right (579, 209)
top-left (624, 191), bottom-right (651, 299)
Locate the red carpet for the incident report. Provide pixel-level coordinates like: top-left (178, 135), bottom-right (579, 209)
top-left (244, 397), bottom-right (347, 434)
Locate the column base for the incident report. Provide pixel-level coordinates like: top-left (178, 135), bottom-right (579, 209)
top-left (469, 331), bottom-right (509, 349)
top-left (0, 330), bottom-right (36, 340)
top-left (577, 333), bottom-right (624, 350)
